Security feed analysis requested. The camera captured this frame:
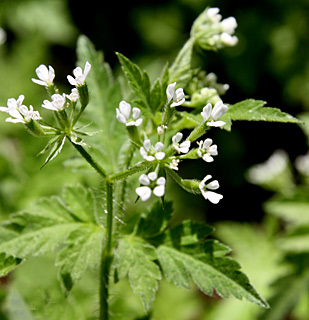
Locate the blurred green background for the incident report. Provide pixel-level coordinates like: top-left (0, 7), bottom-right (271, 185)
top-left (0, 0), bottom-right (309, 319)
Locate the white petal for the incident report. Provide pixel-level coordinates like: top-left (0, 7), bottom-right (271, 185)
top-left (203, 154), bottom-right (214, 162)
top-left (173, 132), bottom-right (183, 144)
top-left (136, 186), bottom-right (152, 201)
top-left (153, 185), bottom-right (165, 197)
top-left (201, 103), bottom-right (212, 121)
top-left (155, 152), bottom-right (165, 160)
top-left (170, 98), bottom-right (185, 108)
top-left (134, 118), bottom-right (143, 126)
top-left (202, 191), bottom-right (223, 204)
top-left (166, 82), bottom-right (176, 103)
top-left (156, 177), bottom-right (166, 186)
top-left (211, 101), bottom-right (228, 119)
top-left (199, 175), bottom-right (212, 190)
top-left (48, 65), bottom-right (55, 82)
top-left (207, 120), bottom-right (226, 127)
top-left (84, 61), bottom-right (91, 78)
top-left (146, 155), bottom-right (155, 161)
top-left (140, 147), bottom-right (147, 158)
top-left (203, 138), bottom-right (213, 148)
top-left (5, 117), bottom-right (25, 123)
top-left (154, 142), bottom-right (164, 152)
top-left (209, 145), bottom-right (218, 155)
top-left (143, 139), bottom-right (151, 151)
top-left (119, 101), bottom-right (131, 119)
top-left (148, 172), bottom-right (157, 181)
top-left (132, 107), bottom-right (141, 119)
top-left (67, 75), bottom-right (77, 86)
top-left (207, 180), bottom-right (220, 190)
top-left (31, 78), bottom-right (47, 86)
top-left (139, 174), bottom-right (150, 185)
top-left (73, 66), bottom-right (83, 78)
top-left (116, 108), bottom-right (127, 124)
top-left (35, 65), bottom-right (49, 81)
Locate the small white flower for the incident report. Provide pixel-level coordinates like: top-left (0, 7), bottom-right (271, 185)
top-left (32, 64), bottom-right (55, 86)
top-left (166, 82), bottom-right (185, 107)
top-left (206, 7), bottom-right (222, 23)
top-left (140, 139), bottom-right (165, 161)
top-left (67, 61), bottom-right (91, 86)
top-left (220, 17), bottom-right (238, 34)
top-left (0, 95), bottom-right (41, 123)
top-left (201, 101), bottom-right (228, 127)
top-left (197, 138), bottom-right (218, 162)
top-left (157, 125), bottom-right (168, 135)
top-left (220, 33), bottom-right (238, 46)
top-left (169, 158), bottom-right (180, 171)
top-left (42, 93), bottom-right (66, 111)
top-left (136, 172), bottom-right (166, 201)
top-left (172, 132), bottom-right (191, 154)
top-left (199, 175), bottom-right (223, 204)
top-left (116, 101), bottom-right (143, 126)
top-left (67, 88), bottom-right (79, 102)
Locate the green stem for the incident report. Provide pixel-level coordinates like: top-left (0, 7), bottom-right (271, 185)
top-left (99, 181), bottom-right (114, 320)
top-left (69, 139), bottom-right (109, 180)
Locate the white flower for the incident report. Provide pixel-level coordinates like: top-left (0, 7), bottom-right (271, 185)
top-left (0, 95), bottom-right (41, 123)
top-left (169, 158), bottom-right (180, 171)
top-left (166, 82), bottom-right (185, 107)
top-left (197, 138), bottom-right (218, 162)
top-left (42, 93), bottom-right (66, 111)
top-left (136, 172), bottom-right (166, 201)
top-left (67, 88), bottom-right (79, 102)
top-left (116, 101), bottom-right (143, 126)
top-left (220, 33), bottom-right (238, 46)
top-left (67, 61), bottom-right (91, 86)
top-left (199, 175), bottom-right (223, 204)
top-left (201, 101), bottom-right (228, 127)
top-left (157, 125), bottom-right (168, 135)
top-left (172, 132), bottom-right (191, 154)
top-left (140, 139), bottom-right (165, 161)
top-left (32, 64), bottom-right (55, 86)
top-left (295, 152), bottom-right (309, 176)
top-left (206, 7), bottom-right (222, 23)
top-left (220, 17), bottom-right (238, 34)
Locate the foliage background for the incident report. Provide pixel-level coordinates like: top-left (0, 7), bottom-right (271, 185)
top-left (0, 0), bottom-right (308, 319)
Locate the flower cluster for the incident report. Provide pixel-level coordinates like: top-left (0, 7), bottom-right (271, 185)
top-left (0, 95), bottom-right (41, 124)
top-left (114, 79), bottom-right (225, 204)
top-left (136, 172), bottom-right (166, 201)
top-left (192, 7), bottom-right (238, 50)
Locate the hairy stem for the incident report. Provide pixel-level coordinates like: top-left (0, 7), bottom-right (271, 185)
top-left (100, 181), bottom-right (114, 320)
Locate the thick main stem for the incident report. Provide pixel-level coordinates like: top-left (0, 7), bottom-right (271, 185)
top-left (99, 181), bottom-right (114, 320)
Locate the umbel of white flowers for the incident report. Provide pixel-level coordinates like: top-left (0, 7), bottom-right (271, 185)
top-left (136, 172), bottom-right (166, 201)
top-left (0, 95), bottom-right (41, 123)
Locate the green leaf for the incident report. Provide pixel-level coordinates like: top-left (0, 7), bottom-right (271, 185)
top-left (56, 226), bottom-right (104, 293)
top-left (76, 35), bottom-right (126, 173)
top-left (279, 226), bottom-right (309, 253)
top-left (0, 253), bottom-right (22, 277)
top-left (157, 245), bottom-right (269, 308)
top-left (169, 38), bottom-right (195, 88)
top-left (114, 236), bottom-right (162, 311)
top-left (222, 99), bottom-right (301, 131)
top-left (154, 220), bottom-right (268, 308)
top-left (0, 185), bottom-right (100, 259)
top-left (62, 184), bottom-right (95, 223)
top-left (136, 201), bottom-right (173, 239)
top-left (40, 135), bottom-right (66, 168)
top-left (116, 52), bottom-right (152, 114)
top-left (150, 77), bottom-right (164, 112)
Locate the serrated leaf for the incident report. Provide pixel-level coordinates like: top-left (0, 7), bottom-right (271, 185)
top-left (62, 184), bottom-right (95, 222)
top-left (56, 226), bottom-right (104, 293)
top-left (0, 185), bottom-right (100, 260)
top-left (116, 52), bottom-right (152, 114)
top-left (157, 245), bottom-right (269, 308)
top-left (136, 201), bottom-right (173, 239)
top-left (222, 99), bottom-right (301, 131)
top-left (0, 252), bottom-right (22, 277)
top-left (76, 35), bottom-right (126, 173)
top-left (169, 38), bottom-right (195, 88)
top-left (150, 77), bottom-right (164, 112)
top-left (114, 236), bottom-right (161, 311)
